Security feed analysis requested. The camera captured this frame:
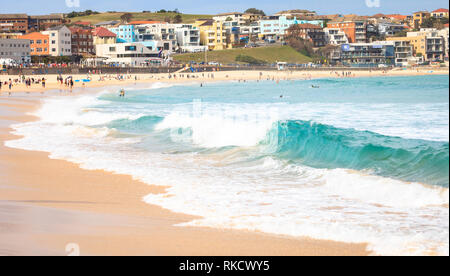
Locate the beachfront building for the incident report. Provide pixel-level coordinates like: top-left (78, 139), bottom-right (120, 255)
top-left (70, 27), bottom-right (95, 56)
top-left (0, 38), bottom-right (31, 64)
top-left (42, 25), bottom-right (72, 57)
top-left (195, 19), bottom-right (229, 51)
top-left (175, 24), bottom-right (207, 53)
top-left (0, 14), bottom-right (29, 33)
top-left (92, 27), bottom-right (117, 46)
top-left (328, 18), bottom-right (367, 43)
top-left (403, 28), bottom-right (447, 61)
top-left (259, 15), bottom-right (324, 41)
top-left (19, 32), bottom-right (49, 56)
top-left (95, 42), bottom-right (163, 66)
top-left (324, 28), bottom-right (349, 45)
top-left (375, 40), bottom-right (413, 66)
top-left (431, 8), bottom-right (449, 19)
top-left (337, 42), bottom-right (395, 67)
top-left (136, 22), bottom-right (178, 52)
top-left (410, 11), bottom-right (430, 29)
top-left (285, 23), bottom-right (326, 47)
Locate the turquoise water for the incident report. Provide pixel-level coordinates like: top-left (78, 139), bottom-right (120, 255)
top-left (99, 75), bottom-right (449, 187)
top-left (6, 75), bottom-right (450, 255)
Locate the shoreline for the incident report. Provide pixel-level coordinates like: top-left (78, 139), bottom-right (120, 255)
top-left (1, 68), bottom-right (448, 95)
top-left (0, 90), bottom-right (371, 256)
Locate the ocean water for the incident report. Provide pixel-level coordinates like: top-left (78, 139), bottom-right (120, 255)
top-left (5, 75), bottom-right (449, 255)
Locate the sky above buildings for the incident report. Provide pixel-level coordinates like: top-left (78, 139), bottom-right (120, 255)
top-left (1, 0), bottom-right (448, 15)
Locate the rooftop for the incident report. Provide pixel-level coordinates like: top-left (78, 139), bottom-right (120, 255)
top-left (92, 27), bottom-right (117, 37)
top-left (432, 8), bottom-right (449, 13)
top-left (0, 13), bottom-right (28, 19)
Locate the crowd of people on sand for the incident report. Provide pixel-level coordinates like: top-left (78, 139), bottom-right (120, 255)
top-left (0, 76), bottom-right (47, 96)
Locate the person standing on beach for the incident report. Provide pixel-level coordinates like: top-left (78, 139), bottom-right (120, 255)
top-left (42, 78), bottom-right (46, 88)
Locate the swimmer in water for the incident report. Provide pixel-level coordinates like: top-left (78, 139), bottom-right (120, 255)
top-left (119, 89), bottom-right (125, 97)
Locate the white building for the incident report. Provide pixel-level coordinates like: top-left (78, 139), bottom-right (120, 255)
top-left (175, 24), bottom-right (207, 53)
top-left (0, 38), bottom-right (31, 64)
top-left (375, 40), bottom-right (413, 67)
top-left (324, 28), bottom-right (349, 45)
top-left (42, 25), bottom-right (72, 56)
top-left (95, 42), bottom-right (164, 66)
top-left (135, 23), bottom-right (178, 52)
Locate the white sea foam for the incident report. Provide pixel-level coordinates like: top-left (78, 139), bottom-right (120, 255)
top-left (5, 90), bottom-right (449, 256)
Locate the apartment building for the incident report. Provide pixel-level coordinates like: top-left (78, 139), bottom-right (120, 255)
top-left (408, 28), bottom-right (446, 61)
top-left (324, 28), bottom-right (349, 45)
top-left (70, 27), bottom-right (94, 56)
top-left (109, 24), bottom-right (136, 43)
top-left (42, 25), bottom-right (72, 56)
top-left (175, 24), bottom-right (207, 53)
top-left (259, 16), bottom-right (324, 41)
top-left (327, 19), bottom-right (367, 43)
top-left (0, 14), bottom-right (28, 33)
top-left (195, 19), bottom-right (228, 51)
top-left (286, 23), bottom-right (326, 47)
top-left (238, 22), bottom-right (261, 43)
top-left (410, 11), bottom-right (430, 29)
top-left (28, 14), bottom-right (66, 32)
top-left (338, 43), bottom-right (395, 67)
top-left (19, 32), bottom-right (49, 56)
top-left (0, 38), bottom-right (31, 64)
top-left (377, 21), bottom-right (408, 37)
top-left (95, 42), bottom-right (162, 66)
top-left (376, 40), bottom-right (413, 66)
top-left (431, 8), bottom-right (449, 19)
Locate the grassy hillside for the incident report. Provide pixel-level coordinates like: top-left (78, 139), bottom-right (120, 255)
top-left (173, 46), bottom-right (313, 64)
top-left (69, 12), bottom-right (212, 24)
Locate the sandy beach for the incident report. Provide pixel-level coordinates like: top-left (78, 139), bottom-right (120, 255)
top-left (0, 79), bottom-right (374, 256)
top-left (1, 67), bottom-right (448, 95)
top-left (0, 68), bottom-right (448, 256)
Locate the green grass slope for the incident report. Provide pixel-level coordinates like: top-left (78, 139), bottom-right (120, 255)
top-left (173, 46), bottom-right (313, 64)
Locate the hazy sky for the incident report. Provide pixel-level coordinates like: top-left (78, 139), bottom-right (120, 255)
top-left (0, 0), bottom-right (448, 16)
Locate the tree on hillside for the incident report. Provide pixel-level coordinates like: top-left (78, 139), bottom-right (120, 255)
top-left (120, 13), bottom-right (133, 23)
top-left (174, 14), bottom-right (183, 23)
top-left (245, 8), bottom-right (266, 16)
top-left (421, 17), bottom-right (449, 29)
top-left (287, 37), bottom-right (314, 57)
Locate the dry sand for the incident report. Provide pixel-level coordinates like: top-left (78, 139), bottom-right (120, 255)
top-left (1, 67), bottom-right (448, 95)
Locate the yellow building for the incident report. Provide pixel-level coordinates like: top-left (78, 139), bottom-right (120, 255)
top-left (92, 27), bottom-right (117, 46)
top-left (387, 35), bottom-right (427, 57)
top-left (195, 19), bottom-right (231, 51)
top-left (410, 11), bottom-right (430, 29)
